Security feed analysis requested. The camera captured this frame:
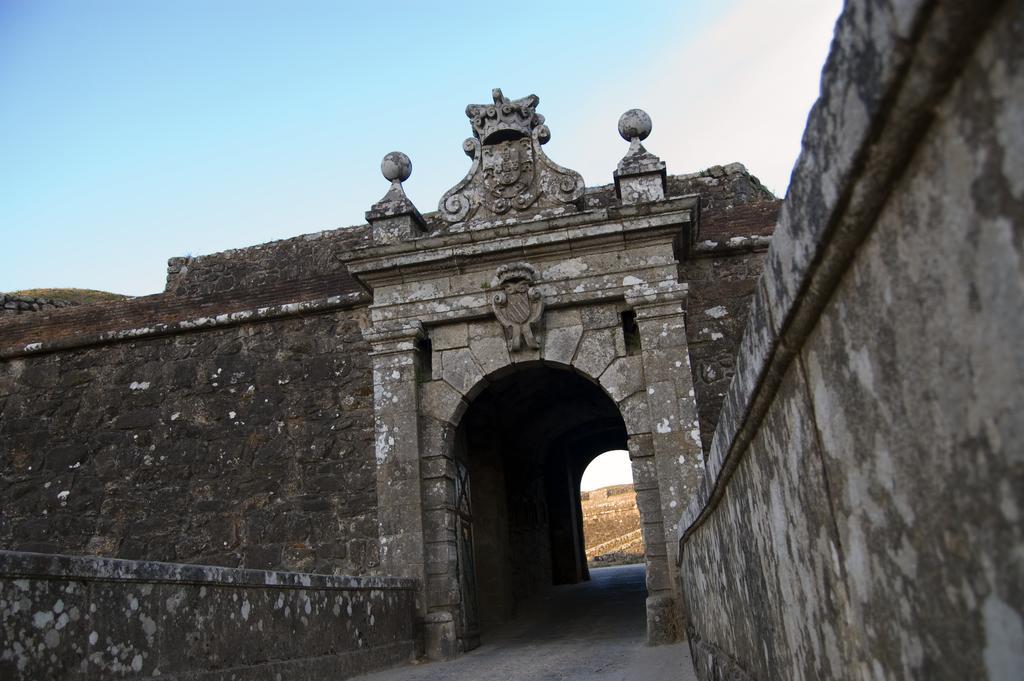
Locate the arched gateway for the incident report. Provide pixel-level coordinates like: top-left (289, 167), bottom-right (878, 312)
top-left (0, 87), bottom-right (779, 678)
top-left (352, 91), bottom-right (707, 659)
top-left (452, 364), bottom-right (628, 648)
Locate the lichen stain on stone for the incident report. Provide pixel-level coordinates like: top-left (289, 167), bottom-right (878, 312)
top-left (544, 259), bottom-right (590, 279)
top-left (32, 610), bottom-right (53, 628)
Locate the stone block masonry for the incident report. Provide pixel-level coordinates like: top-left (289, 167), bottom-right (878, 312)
top-left (0, 311), bottom-right (380, 576)
top-left (0, 551), bottom-right (416, 680)
top-left (677, 167), bottom-right (779, 455)
top-left (164, 224), bottom-right (373, 299)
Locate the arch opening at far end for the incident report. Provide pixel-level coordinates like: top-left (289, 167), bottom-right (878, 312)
top-left (449, 364), bottom-right (636, 647)
top-left (580, 451), bottom-right (644, 570)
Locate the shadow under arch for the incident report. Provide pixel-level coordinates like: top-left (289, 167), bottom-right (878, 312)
top-left (445, 360), bottom-right (635, 649)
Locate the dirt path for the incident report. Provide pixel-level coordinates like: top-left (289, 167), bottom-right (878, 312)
top-left (349, 564), bottom-right (698, 681)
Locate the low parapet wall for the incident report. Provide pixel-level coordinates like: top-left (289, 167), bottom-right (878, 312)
top-left (0, 551), bottom-right (417, 680)
top-left (677, 1), bottom-right (1022, 679)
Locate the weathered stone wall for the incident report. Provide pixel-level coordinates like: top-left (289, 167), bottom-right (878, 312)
top-left (0, 551), bottom-right (415, 680)
top-left (678, 1), bottom-right (1022, 679)
top-left (676, 167), bottom-right (779, 454)
top-left (164, 225), bottom-right (373, 298)
top-left (0, 164), bottom-right (772, 580)
top-left (162, 167), bottom-right (774, 304)
top-left (1, 293), bottom-right (78, 316)
top-left (682, 242), bottom-right (773, 454)
top-left (0, 311), bottom-right (379, 576)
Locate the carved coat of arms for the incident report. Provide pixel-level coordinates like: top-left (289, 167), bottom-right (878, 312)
top-left (438, 89), bottom-right (584, 225)
top-left (491, 263), bottom-right (545, 351)
top-left (481, 138), bottom-right (538, 214)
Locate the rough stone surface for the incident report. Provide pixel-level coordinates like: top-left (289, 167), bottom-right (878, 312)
top-left (164, 225), bottom-right (372, 299)
top-left (680, 250), bottom-right (769, 453)
top-left (0, 551), bottom-right (415, 680)
top-left (678, 2), bottom-right (1023, 680)
top-left (0, 294), bottom-right (79, 316)
top-left (682, 369), bottom-right (850, 679)
top-left (0, 313), bottom-right (379, 575)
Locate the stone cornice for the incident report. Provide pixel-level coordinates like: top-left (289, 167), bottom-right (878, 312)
top-left (624, 283), bottom-right (688, 316)
top-left (347, 196), bottom-right (698, 291)
top-left (364, 268), bottom-right (685, 330)
top-left (363, 319), bottom-right (426, 355)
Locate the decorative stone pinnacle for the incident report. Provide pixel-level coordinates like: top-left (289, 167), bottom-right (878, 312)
top-left (439, 88), bottom-right (585, 226)
top-left (614, 108), bottom-right (667, 205)
top-left (366, 151), bottom-right (426, 243)
top-left (618, 109), bottom-right (652, 143)
top-left (381, 151), bottom-right (412, 184)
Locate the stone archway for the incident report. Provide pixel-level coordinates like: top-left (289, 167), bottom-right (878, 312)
top-left (352, 153), bottom-right (704, 659)
top-left (361, 286), bottom-right (704, 659)
top-left (400, 284), bottom-right (701, 657)
top-left (364, 299), bottom-right (703, 660)
top-left (447, 364), bottom-right (628, 645)
top-left (347, 88), bottom-right (707, 661)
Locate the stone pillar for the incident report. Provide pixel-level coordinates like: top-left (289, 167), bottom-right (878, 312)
top-left (364, 321), bottom-right (428, 615)
top-left (628, 432), bottom-right (676, 645)
top-left (419, 414), bottom-right (461, 660)
top-left (626, 285), bottom-right (705, 642)
top-left (416, 361), bottom-right (482, 660)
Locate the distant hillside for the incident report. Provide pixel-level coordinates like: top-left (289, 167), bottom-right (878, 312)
top-left (581, 483), bottom-right (643, 567)
top-left (11, 288), bottom-right (129, 304)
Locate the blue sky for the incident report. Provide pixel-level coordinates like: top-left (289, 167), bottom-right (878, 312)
top-left (0, 0), bottom-right (841, 296)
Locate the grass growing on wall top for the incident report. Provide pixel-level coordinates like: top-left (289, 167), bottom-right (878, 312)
top-left (10, 288), bottom-right (130, 304)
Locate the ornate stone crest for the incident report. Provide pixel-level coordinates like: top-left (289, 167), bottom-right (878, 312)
top-left (481, 137), bottom-right (537, 213)
top-left (491, 263), bottom-right (545, 351)
top-left (439, 89), bottom-right (585, 226)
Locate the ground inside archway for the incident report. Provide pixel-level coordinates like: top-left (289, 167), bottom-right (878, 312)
top-left (350, 565), bottom-right (697, 681)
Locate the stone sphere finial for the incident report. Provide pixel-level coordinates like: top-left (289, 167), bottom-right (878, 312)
top-left (618, 109), bottom-right (652, 142)
top-left (381, 151), bottom-right (412, 183)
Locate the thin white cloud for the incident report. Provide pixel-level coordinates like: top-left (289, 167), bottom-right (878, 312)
top-left (564, 0), bottom-right (842, 196)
